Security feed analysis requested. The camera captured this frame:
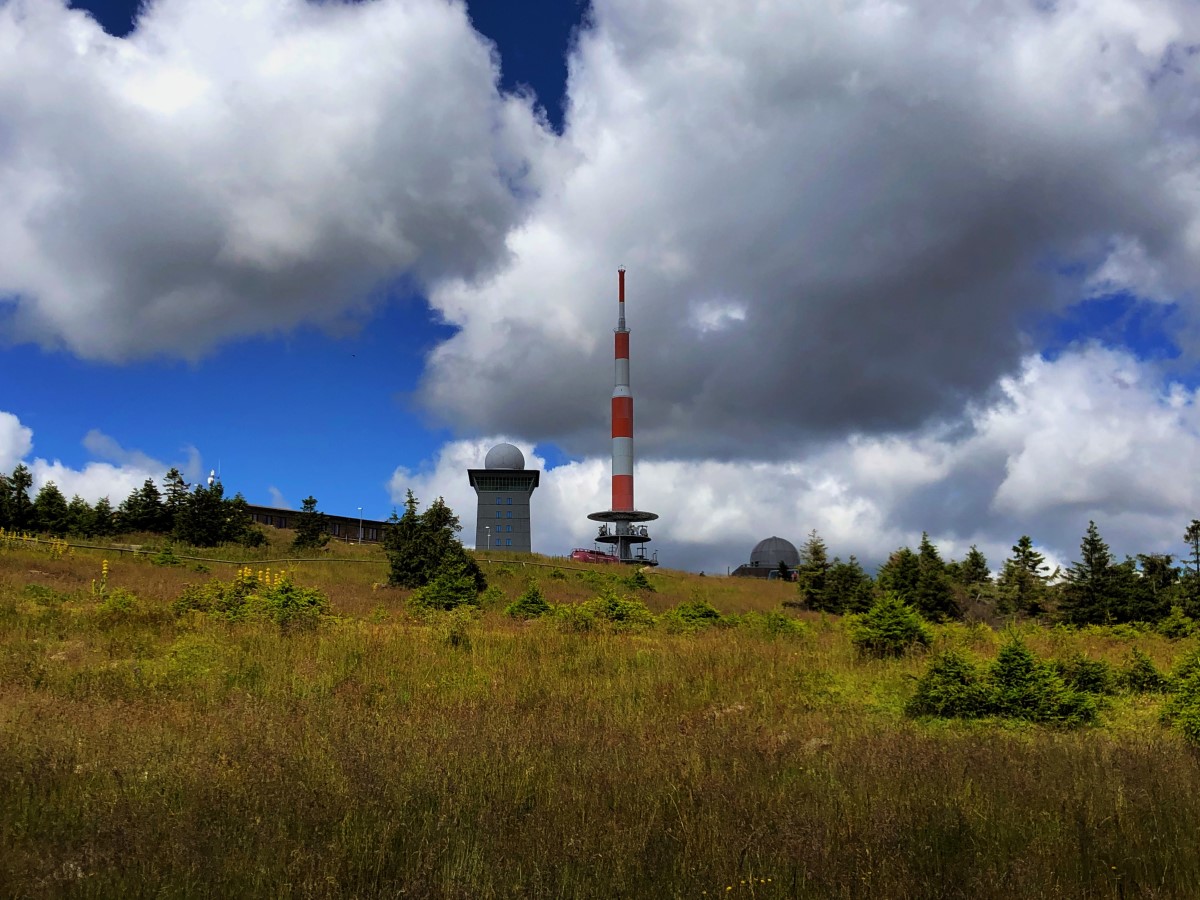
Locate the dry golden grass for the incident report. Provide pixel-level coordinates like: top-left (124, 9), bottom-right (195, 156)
top-left (2, 536), bottom-right (1199, 898)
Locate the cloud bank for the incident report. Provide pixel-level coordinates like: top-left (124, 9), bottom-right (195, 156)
top-left (0, 410), bottom-right (197, 505)
top-left (393, 348), bottom-right (1200, 575)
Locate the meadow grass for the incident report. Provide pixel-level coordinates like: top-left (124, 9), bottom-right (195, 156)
top-left (2, 536), bottom-right (1199, 897)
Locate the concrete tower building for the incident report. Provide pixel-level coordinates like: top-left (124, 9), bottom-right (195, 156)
top-left (469, 443), bottom-right (540, 553)
top-left (587, 268), bottom-right (659, 565)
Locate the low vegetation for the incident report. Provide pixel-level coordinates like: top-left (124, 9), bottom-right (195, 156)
top-left (5, 527), bottom-right (1200, 898)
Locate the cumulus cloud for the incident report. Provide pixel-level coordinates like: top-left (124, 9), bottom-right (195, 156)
top-left (0, 411), bottom-right (189, 504)
top-left (0, 0), bottom-right (550, 360)
top-left (418, 0), bottom-right (1200, 458)
top-left (0, 411), bottom-right (34, 472)
top-left (394, 348), bottom-right (1200, 575)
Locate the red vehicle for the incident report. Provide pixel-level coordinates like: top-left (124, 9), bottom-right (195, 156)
top-left (569, 548), bottom-right (622, 564)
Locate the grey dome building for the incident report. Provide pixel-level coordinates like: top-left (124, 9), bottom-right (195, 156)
top-left (468, 443), bottom-right (540, 553)
top-left (484, 443), bottom-right (525, 471)
top-left (732, 536), bottom-right (801, 579)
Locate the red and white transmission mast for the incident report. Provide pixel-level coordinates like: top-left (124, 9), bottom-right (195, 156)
top-left (587, 268), bottom-right (658, 564)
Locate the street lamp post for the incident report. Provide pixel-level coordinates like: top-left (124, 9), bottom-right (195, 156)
top-left (484, 526), bottom-right (490, 553)
top-left (357, 507), bottom-right (363, 544)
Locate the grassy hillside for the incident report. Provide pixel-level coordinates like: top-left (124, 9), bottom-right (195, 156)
top-left (2, 531), bottom-right (1199, 898)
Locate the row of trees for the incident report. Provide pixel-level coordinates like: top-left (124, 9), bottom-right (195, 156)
top-left (792, 521), bottom-right (1200, 626)
top-left (0, 463), bottom-right (265, 548)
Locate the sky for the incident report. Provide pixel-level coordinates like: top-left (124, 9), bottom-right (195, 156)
top-left (3, 0), bottom-right (1200, 575)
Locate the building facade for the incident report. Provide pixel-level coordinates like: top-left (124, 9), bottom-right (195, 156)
top-left (468, 443), bottom-right (540, 553)
top-left (243, 504), bottom-right (390, 543)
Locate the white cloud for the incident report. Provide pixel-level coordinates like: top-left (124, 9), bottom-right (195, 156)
top-left (0, 0), bottom-right (550, 360)
top-left (392, 348), bottom-right (1200, 576)
top-left (267, 485), bottom-right (289, 509)
top-left (0, 411), bottom-right (33, 472)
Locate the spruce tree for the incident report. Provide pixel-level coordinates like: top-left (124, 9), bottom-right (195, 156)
top-left (32, 481), bottom-right (70, 536)
top-left (0, 472), bottom-right (11, 528)
top-left (914, 532), bottom-right (959, 621)
top-left (9, 464), bottom-right (33, 530)
top-left (877, 547), bottom-right (919, 600)
top-left (1185, 520), bottom-right (1200, 576)
top-left (795, 529), bottom-right (830, 609)
top-left (998, 535), bottom-right (1051, 617)
top-left (91, 497), bottom-right (116, 537)
top-left (1061, 521), bottom-right (1117, 625)
top-left (65, 495), bottom-right (93, 536)
top-left (162, 468), bottom-right (190, 533)
top-left (119, 478), bottom-right (165, 533)
top-left (958, 546), bottom-right (990, 586)
top-left (825, 555), bottom-right (875, 613)
top-left (384, 491), bottom-right (485, 593)
top-left (292, 496), bottom-right (331, 550)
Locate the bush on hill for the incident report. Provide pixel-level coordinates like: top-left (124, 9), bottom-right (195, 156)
top-left (906, 637), bottom-right (1097, 726)
top-left (848, 592), bottom-right (932, 657)
top-left (505, 581), bottom-right (552, 620)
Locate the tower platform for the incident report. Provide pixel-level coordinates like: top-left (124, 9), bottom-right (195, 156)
top-left (587, 508), bottom-right (659, 565)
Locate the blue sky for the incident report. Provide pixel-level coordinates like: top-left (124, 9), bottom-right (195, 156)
top-left (3, 0), bottom-right (1200, 572)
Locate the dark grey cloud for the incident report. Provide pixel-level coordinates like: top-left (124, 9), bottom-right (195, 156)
top-left (420, 0), bottom-right (1200, 460)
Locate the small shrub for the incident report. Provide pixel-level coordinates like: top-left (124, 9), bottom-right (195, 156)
top-left (96, 587), bottom-right (140, 628)
top-left (150, 545), bottom-right (183, 567)
top-left (663, 599), bottom-right (724, 632)
top-left (1053, 653), bottom-right (1118, 695)
top-left (1163, 668), bottom-right (1200, 745)
top-left (1121, 648), bottom-right (1170, 693)
top-left (575, 570), bottom-right (612, 589)
top-left (549, 568), bottom-right (567, 580)
top-left (848, 593), bottom-right (932, 658)
top-left (506, 582), bottom-right (552, 620)
top-left (1158, 605), bottom-right (1196, 639)
top-left (23, 584), bottom-right (69, 606)
top-left (174, 567), bottom-right (329, 631)
top-left (1172, 647), bottom-right (1200, 686)
top-left (479, 585), bottom-right (506, 608)
top-left (907, 637), bottom-right (1097, 726)
top-left (437, 606), bottom-right (477, 649)
top-left (905, 649), bottom-right (994, 718)
top-left (408, 561), bottom-right (482, 613)
top-left (989, 638), bottom-right (1096, 725)
top-left (737, 610), bottom-right (806, 640)
top-left (623, 569), bottom-right (656, 592)
top-left (559, 589), bottom-right (655, 632)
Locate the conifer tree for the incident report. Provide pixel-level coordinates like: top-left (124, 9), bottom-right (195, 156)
top-left (877, 546), bottom-right (919, 600)
top-left (958, 546), bottom-right (990, 586)
top-left (65, 495), bottom-right (93, 536)
top-left (1060, 521), bottom-right (1117, 625)
top-left (91, 497), bottom-right (116, 537)
top-left (0, 472), bottom-right (11, 528)
top-left (119, 478), bottom-right (165, 533)
top-left (9, 464), bottom-right (33, 530)
top-left (1185, 520), bottom-right (1200, 576)
top-left (998, 535), bottom-right (1051, 617)
top-left (32, 481), bottom-right (70, 536)
top-left (292, 496), bottom-right (331, 550)
top-left (162, 468), bottom-right (190, 533)
top-left (825, 555), bottom-right (875, 613)
top-left (795, 529), bottom-right (830, 609)
top-left (914, 532), bottom-right (959, 621)
top-left (384, 491), bottom-right (485, 592)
